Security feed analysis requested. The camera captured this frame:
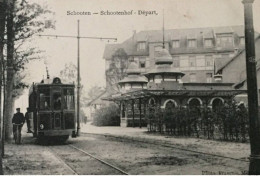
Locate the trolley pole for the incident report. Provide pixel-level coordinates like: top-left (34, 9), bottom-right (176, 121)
top-left (242, 0), bottom-right (260, 174)
top-left (77, 20), bottom-right (80, 136)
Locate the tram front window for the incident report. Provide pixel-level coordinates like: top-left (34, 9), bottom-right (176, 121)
top-left (39, 88), bottom-right (50, 110)
top-left (64, 88), bottom-right (74, 110)
top-left (53, 92), bottom-right (62, 110)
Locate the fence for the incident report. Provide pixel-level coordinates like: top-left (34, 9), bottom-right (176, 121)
top-left (147, 104), bottom-right (249, 142)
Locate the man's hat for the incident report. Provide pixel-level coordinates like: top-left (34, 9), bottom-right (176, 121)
top-left (16, 108), bottom-right (20, 110)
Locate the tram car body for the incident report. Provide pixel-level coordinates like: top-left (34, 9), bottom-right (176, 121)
top-left (28, 77), bottom-right (76, 140)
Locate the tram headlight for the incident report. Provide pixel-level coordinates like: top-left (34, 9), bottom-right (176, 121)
top-left (40, 124), bottom-right (44, 130)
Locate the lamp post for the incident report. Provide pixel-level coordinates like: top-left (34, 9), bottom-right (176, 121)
top-left (242, 0), bottom-right (260, 174)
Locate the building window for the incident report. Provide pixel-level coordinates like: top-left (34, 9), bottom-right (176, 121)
top-left (173, 56), bottom-right (180, 67)
top-left (204, 39), bottom-right (213, 47)
top-left (188, 39), bottom-right (197, 48)
top-left (154, 45), bottom-right (162, 52)
top-left (189, 56), bottom-right (196, 67)
top-left (137, 42), bottom-right (146, 50)
top-left (128, 57), bottom-right (134, 63)
top-left (190, 73), bottom-right (196, 82)
top-left (240, 37), bottom-right (245, 45)
top-left (216, 36), bottom-right (233, 47)
top-left (205, 55), bottom-right (213, 66)
top-left (140, 61), bottom-right (145, 68)
top-left (172, 40), bottom-right (180, 48)
top-left (139, 57), bottom-right (146, 68)
top-left (206, 73), bottom-right (213, 83)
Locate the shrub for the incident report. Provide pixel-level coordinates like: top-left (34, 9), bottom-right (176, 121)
top-left (92, 104), bottom-right (120, 126)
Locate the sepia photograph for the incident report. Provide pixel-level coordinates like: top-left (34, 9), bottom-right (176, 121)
top-left (0, 0), bottom-right (260, 175)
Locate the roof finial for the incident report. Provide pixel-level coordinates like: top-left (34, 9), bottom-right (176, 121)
top-left (46, 66), bottom-right (50, 79)
top-left (162, 9), bottom-right (165, 49)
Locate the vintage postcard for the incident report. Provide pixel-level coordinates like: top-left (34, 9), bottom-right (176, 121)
top-left (1, 0), bottom-right (260, 175)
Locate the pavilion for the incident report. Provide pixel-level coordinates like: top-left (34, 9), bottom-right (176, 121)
top-left (104, 48), bottom-right (246, 127)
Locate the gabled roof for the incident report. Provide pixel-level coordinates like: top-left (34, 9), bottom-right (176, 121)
top-left (214, 54), bottom-right (239, 73)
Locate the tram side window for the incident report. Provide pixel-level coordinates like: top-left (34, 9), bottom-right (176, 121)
top-left (39, 89), bottom-right (50, 110)
top-left (64, 88), bottom-right (74, 110)
top-left (53, 92), bottom-right (62, 110)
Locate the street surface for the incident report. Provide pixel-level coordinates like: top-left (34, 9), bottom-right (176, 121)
top-left (2, 123), bottom-right (250, 175)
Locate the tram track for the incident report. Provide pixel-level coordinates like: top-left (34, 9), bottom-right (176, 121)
top-left (69, 144), bottom-right (129, 175)
top-left (81, 132), bottom-right (249, 164)
top-left (48, 144), bottom-right (129, 175)
top-left (47, 147), bottom-right (78, 175)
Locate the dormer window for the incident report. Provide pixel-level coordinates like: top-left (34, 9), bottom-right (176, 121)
top-left (188, 39), bottom-right (197, 48)
top-left (204, 39), bottom-right (213, 48)
top-left (239, 37), bottom-right (245, 45)
top-left (216, 35), bottom-right (233, 47)
top-left (137, 42), bottom-right (146, 50)
top-left (172, 40), bottom-right (180, 48)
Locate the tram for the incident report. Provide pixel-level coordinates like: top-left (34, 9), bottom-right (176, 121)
top-left (28, 77), bottom-right (76, 141)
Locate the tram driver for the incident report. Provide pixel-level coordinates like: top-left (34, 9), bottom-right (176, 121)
top-left (54, 95), bottom-right (61, 110)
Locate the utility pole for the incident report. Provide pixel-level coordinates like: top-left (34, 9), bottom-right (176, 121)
top-left (0, 0), bottom-right (6, 173)
top-left (77, 20), bottom-right (80, 136)
top-left (242, 0), bottom-right (260, 174)
top-left (39, 20), bottom-right (117, 136)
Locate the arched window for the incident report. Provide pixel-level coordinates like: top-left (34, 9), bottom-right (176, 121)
top-left (212, 98), bottom-right (224, 111)
top-left (188, 98), bottom-right (202, 108)
top-left (162, 99), bottom-right (178, 109)
top-left (148, 98), bottom-right (156, 106)
top-left (165, 101), bottom-right (176, 110)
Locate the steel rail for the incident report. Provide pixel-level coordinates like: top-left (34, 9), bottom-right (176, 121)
top-left (69, 144), bottom-right (129, 175)
top-left (47, 147), bottom-right (78, 175)
top-left (82, 132), bottom-right (250, 163)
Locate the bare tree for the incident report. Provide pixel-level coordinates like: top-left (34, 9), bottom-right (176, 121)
top-left (106, 48), bottom-right (128, 94)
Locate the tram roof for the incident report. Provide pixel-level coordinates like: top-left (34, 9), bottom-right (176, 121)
top-left (29, 82), bottom-right (74, 96)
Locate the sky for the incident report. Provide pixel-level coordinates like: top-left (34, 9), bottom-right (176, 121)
top-left (15, 0), bottom-right (260, 111)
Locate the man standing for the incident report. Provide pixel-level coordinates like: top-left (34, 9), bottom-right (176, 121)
top-left (25, 108), bottom-right (32, 133)
top-left (12, 108), bottom-right (25, 143)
